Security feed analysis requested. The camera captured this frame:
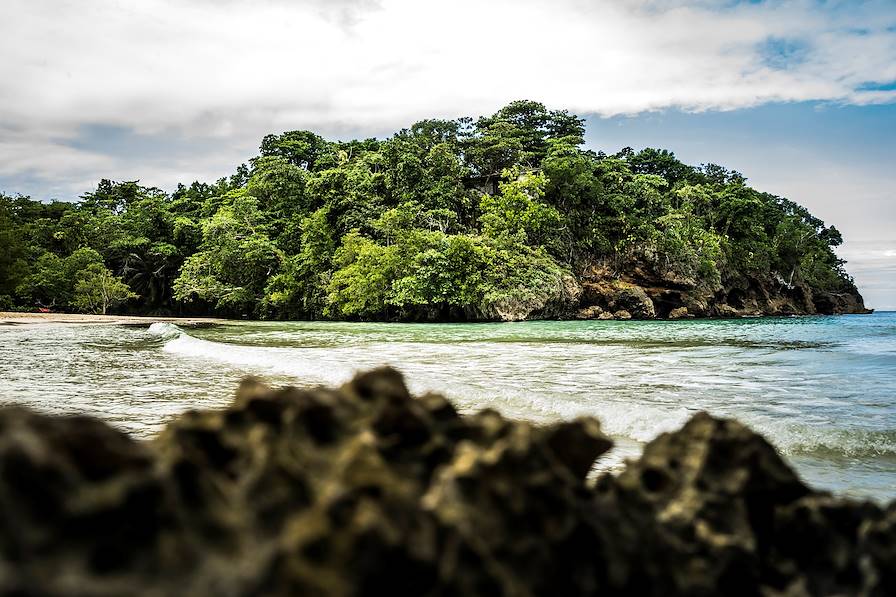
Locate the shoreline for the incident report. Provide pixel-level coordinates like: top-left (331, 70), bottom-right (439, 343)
top-left (1, 310), bottom-right (881, 326)
top-left (0, 312), bottom-right (232, 326)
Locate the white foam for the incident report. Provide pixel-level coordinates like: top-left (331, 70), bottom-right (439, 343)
top-left (147, 322), bottom-right (183, 340)
top-left (160, 329), bottom-right (353, 386)
top-left (151, 326), bottom-right (896, 460)
top-left (748, 418), bottom-right (896, 458)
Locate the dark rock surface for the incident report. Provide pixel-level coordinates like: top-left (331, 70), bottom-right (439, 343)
top-left (0, 368), bottom-right (892, 596)
top-left (576, 263), bottom-right (872, 320)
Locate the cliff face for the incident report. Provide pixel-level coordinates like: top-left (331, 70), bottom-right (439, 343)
top-left (1, 368), bottom-right (893, 596)
top-left (573, 262), bottom-right (871, 320)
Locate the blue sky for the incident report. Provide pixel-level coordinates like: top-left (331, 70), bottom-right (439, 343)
top-left (1, 0), bottom-right (894, 308)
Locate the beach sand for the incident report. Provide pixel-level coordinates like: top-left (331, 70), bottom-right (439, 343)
top-left (0, 312), bottom-right (230, 326)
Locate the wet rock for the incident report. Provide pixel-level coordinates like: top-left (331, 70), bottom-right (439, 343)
top-left (580, 280), bottom-right (655, 319)
top-left (668, 306), bottom-right (690, 319)
top-left (593, 413), bottom-right (812, 595)
top-left (0, 369), bottom-right (892, 596)
top-left (812, 290), bottom-right (873, 315)
top-left (575, 305), bottom-right (604, 320)
top-left (714, 303), bottom-right (741, 318)
top-left (770, 495), bottom-right (888, 596)
top-left (576, 261), bottom-right (870, 319)
top-left (483, 272), bottom-right (582, 322)
top-left (685, 297), bottom-right (709, 317)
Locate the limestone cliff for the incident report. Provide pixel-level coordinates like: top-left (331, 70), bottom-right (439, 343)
top-left (574, 261), bottom-right (871, 320)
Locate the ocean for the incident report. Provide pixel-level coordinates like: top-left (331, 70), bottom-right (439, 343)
top-left (1, 313), bottom-right (894, 501)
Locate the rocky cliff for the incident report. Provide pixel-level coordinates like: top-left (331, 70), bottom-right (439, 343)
top-left (0, 368), bottom-right (892, 596)
top-left (573, 262), bottom-right (872, 320)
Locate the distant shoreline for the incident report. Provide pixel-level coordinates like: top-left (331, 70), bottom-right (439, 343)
top-left (1, 311), bottom-right (882, 327)
top-left (0, 312), bottom-right (230, 326)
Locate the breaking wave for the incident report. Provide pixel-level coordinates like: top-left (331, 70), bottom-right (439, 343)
top-left (146, 323), bottom-right (896, 462)
top-left (148, 322), bottom-right (353, 386)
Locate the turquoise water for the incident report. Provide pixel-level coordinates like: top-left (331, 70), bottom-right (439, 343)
top-left (1, 313), bottom-right (894, 501)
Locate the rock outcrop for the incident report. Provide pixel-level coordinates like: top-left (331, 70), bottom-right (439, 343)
top-left (577, 280), bottom-right (656, 320)
top-left (575, 262), bottom-right (872, 320)
top-left (0, 368), bottom-right (892, 596)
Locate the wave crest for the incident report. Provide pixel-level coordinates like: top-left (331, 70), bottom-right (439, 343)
top-left (148, 326), bottom-right (896, 461)
top-left (769, 424), bottom-right (896, 459)
top-left (147, 322), bottom-right (183, 340)
top-left (157, 326), bottom-right (353, 386)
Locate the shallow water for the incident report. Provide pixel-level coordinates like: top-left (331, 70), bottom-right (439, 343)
top-left (1, 313), bottom-right (894, 501)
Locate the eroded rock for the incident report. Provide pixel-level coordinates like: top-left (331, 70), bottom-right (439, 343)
top-left (576, 261), bottom-right (871, 319)
top-left (0, 369), bottom-right (891, 596)
top-left (668, 306), bottom-right (690, 319)
top-left (580, 280), bottom-right (656, 319)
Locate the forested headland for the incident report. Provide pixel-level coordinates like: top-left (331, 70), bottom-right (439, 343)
top-left (0, 101), bottom-right (869, 321)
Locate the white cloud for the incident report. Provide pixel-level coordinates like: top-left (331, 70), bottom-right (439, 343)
top-left (0, 0), bottom-right (894, 195)
top-left (836, 240), bottom-right (896, 311)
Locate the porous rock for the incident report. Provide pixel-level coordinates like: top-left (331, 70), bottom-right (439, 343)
top-left (576, 262), bottom-right (871, 319)
top-left (580, 280), bottom-right (656, 319)
top-left (0, 369), bottom-right (892, 596)
top-left (668, 306), bottom-right (690, 319)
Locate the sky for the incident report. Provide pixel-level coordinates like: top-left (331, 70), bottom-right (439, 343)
top-left (1, 0), bottom-right (894, 308)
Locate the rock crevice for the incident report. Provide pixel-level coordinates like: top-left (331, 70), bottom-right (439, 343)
top-left (0, 368), bottom-right (891, 596)
top-left (575, 262), bottom-right (872, 320)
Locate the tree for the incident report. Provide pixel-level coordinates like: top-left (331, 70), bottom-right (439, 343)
top-left (326, 232), bottom-right (398, 318)
top-left (72, 263), bottom-right (138, 314)
top-left (469, 100), bottom-right (585, 171)
top-left (259, 130), bottom-right (330, 171)
top-left (0, 195), bottom-right (28, 300)
top-left (628, 148), bottom-right (694, 185)
top-left (262, 207), bottom-right (337, 318)
top-left (479, 170), bottom-right (562, 248)
top-left (0, 101), bottom-right (863, 320)
top-left (16, 248), bottom-right (105, 308)
top-left (247, 155), bottom-right (310, 217)
top-left (173, 191), bottom-right (283, 314)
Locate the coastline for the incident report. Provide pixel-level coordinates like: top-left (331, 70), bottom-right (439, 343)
top-left (1, 310), bottom-right (877, 326)
top-left (0, 312), bottom-right (231, 326)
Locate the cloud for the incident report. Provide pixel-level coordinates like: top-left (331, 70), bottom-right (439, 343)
top-left (0, 0), bottom-right (895, 197)
top-left (837, 240), bottom-right (896, 311)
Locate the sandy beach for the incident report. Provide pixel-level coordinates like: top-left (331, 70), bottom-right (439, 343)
top-left (0, 312), bottom-right (231, 326)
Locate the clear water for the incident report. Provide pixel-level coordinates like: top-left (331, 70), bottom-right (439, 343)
top-left (1, 313), bottom-right (894, 501)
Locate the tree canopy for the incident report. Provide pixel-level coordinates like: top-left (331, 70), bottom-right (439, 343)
top-left (0, 101), bottom-right (858, 319)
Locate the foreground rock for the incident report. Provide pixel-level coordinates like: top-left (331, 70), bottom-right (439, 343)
top-left (0, 369), bottom-right (892, 596)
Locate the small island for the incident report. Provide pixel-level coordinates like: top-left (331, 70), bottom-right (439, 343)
top-left (0, 101), bottom-right (869, 322)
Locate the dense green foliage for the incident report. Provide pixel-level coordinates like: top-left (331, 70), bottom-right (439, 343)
top-left (0, 101), bottom-right (855, 319)
top-left (71, 263), bottom-right (139, 315)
